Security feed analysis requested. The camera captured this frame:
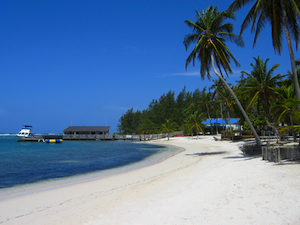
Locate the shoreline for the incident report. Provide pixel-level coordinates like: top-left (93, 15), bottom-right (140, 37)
top-left (0, 141), bottom-right (184, 199)
top-left (1, 136), bottom-right (300, 224)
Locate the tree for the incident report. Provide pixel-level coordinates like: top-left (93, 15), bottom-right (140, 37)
top-left (283, 58), bottom-right (300, 87)
top-left (280, 108), bottom-right (300, 145)
top-left (184, 5), bottom-right (262, 146)
top-left (198, 87), bottom-right (214, 134)
top-left (210, 79), bottom-right (226, 130)
top-left (174, 86), bottom-right (188, 126)
top-left (161, 119), bottom-right (178, 140)
top-left (211, 78), bottom-right (235, 131)
top-left (184, 111), bottom-right (206, 138)
top-left (229, 0), bottom-right (300, 100)
top-left (138, 109), bottom-right (157, 136)
top-left (117, 108), bottom-right (135, 134)
top-left (273, 84), bottom-right (299, 140)
top-left (240, 56), bottom-right (282, 123)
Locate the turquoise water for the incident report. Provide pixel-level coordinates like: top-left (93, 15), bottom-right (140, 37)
top-left (0, 136), bottom-right (174, 189)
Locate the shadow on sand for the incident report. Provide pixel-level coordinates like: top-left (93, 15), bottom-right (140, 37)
top-left (272, 160), bottom-right (300, 165)
top-left (223, 153), bottom-right (262, 161)
top-left (186, 151), bottom-right (227, 157)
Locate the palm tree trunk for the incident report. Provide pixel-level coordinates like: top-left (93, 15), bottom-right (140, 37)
top-left (206, 108), bottom-right (213, 134)
top-left (220, 102), bottom-right (224, 131)
top-left (227, 109), bottom-right (232, 131)
top-left (290, 114), bottom-right (296, 142)
top-left (211, 54), bottom-right (262, 146)
top-left (281, 0), bottom-right (300, 100)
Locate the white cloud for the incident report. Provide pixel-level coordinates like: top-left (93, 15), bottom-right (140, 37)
top-left (160, 69), bottom-right (244, 80)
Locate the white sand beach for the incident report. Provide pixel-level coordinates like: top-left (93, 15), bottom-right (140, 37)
top-left (0, 136), bottom-right (300, 225)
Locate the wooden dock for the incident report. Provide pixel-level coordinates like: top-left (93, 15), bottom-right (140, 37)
top-left (18, 132), bottom-right (183, 142)
top-left (62, 132), bottom-right (183, 141)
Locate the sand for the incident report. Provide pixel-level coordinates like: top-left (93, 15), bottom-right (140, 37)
top-left (0, 136), bottom-right (300, 225)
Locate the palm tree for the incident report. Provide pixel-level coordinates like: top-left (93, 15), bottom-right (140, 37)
top-left (229, 0), bottom-right (300, 100)
top-left (184, 5), bottom-right (262, 146)
top-left (184, 111), bottom-right (206, 139)
top-left (283, 58), bottom-right (300, 87)
top-left (161, 119), bottom-right (177, 140)
top-left (240, 56), bottom-right (282, 123)
top-left (198, 87), bottom-right (214, 134)
top-left (280, 108), bottom-right (300, 145)
top-left (210, 78), bottom-right (236, 131)
top-left (273, 85), bottom-right (299, 141)
top-left (210, 79), bottom-right (226, 129)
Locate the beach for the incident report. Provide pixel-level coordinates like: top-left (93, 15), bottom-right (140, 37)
top-left (0, 136), bottom-right (300, 225)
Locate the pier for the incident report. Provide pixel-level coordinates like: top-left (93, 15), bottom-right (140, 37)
top-left (63, 132), bottom-right (183, 141)
top-left (18, 132), bottom-right (183, 142)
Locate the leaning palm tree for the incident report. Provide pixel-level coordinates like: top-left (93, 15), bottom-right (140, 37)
top-left (184, 5), bottom-right (262, 146)
top-left (229, 0), bottom-right (300, 100)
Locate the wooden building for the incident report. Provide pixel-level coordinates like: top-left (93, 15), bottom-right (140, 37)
top-left (63, 126), bottom-right (110, 135)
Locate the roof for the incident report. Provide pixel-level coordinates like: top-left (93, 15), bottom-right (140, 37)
top-left (63, 126), bottom-right (111, 132)
top-left (202, 118), bottom-right (240, 125)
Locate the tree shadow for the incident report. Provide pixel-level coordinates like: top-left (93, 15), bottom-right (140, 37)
top-left (232, 139), bottom-right (256, 143)
top-left (271, 160), bottom-right (300, 165)
top-left (223, 153), bottom-right (262, 161)
top-left (186, 151), bottom-right (227, 157)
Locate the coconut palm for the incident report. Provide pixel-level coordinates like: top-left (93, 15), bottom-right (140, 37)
top-left (283, 58), bottom-right (300, 87)
top-left (184, 5), bottom-right (262, 146)
top-left (240, 56), bottom-right (282, 122)
top-left (161, 119), bottom-right (178, 140)
top-left (229, 0), bottom-right (300, 100)
top-left (273, 85), bottom-right (299, 141)
top-left (277, 95), bottom-right (299, 126)
top-left (197, 87), bottom-right (214, 134)
top-left (210, 78), bottom-right (236, 131)
top-left (279, 108), bottom-right (300, 145)
top-left (184, 111), bottom-right (206, 139)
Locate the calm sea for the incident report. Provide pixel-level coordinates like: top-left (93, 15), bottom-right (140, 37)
top-left (0, 135), bottom-right (178, 189)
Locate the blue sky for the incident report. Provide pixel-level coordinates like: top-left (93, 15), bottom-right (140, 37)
top-left (0, 0), bottom-right (297, 134)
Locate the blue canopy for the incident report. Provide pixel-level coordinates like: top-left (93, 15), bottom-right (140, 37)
top-left (202, 118), bottom-right (239, 126)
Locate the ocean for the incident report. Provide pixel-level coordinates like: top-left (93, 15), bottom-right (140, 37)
top-left (0, 135), bottom-right (180, 189)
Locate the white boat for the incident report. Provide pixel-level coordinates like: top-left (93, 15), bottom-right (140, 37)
top-left (17, 125), bottom-right (34, 138)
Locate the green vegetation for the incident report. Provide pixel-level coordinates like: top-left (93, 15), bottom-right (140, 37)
top-left (183, 5), bottom-right (262, 146)
top-left (161, 119), bottom-right (178, 140)
top-left (118, 2), bottom-right (300, 144)
top-left (184, 111), bottom-right (206, 139)
top-left (229, 0), bottom-right (300, 100)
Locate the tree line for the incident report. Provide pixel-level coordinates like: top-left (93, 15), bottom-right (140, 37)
top-left (117, 60), bottom-right (297, 136)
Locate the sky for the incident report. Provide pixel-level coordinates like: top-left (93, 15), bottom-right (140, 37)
top-left (0, 0), bottom-right (298, 134)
